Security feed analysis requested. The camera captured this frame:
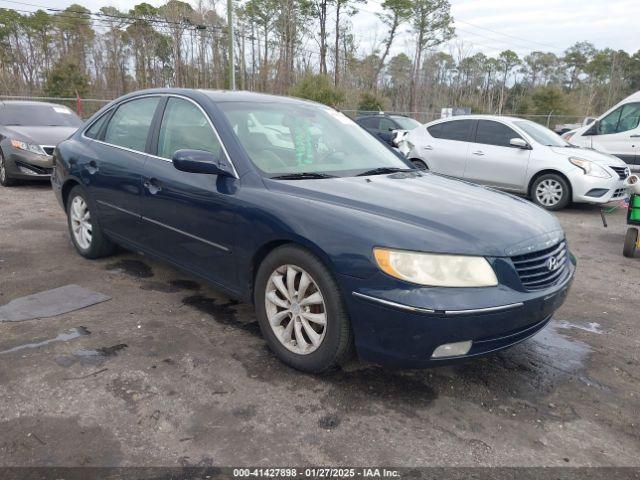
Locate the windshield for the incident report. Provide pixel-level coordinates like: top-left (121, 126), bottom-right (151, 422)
top-left (0, 104), bottom-right (82, 127)
top-left (218, 101), bottom-right (411, 177)
top-left (392, 116), bottom-right (421, 131)
top-left (514, 120), bottom-right (568, 147)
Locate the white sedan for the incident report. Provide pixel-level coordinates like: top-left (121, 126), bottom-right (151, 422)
top-left (400, 115), bottom-right (630, 210)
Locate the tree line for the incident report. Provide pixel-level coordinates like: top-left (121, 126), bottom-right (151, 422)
top-left (1, 0), bottom-right (639, 121)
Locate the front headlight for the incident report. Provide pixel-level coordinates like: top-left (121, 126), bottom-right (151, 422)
top-left (569, 157), bottom-right (611, 178)
top-left (10, 139), bottom-right (47, 156)
top-left (373, 248), bottom-right (498, 287)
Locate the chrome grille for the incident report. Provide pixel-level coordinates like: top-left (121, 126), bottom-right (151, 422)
top-left (511, 241), bottom-right (568, 291)
top-left (610, 165), bottom-right (630, 180)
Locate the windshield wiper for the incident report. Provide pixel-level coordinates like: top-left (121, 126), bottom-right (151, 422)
top-left (270, 172), bottom-right (337, 180)
top-left (356, 167), bottom-right (415, 176)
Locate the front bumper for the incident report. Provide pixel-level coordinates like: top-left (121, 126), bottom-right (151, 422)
top-left (569, 169), bottom-right (628, 204)
top-left (338, 258), bottom-right (575, 368)
top-left (3, 145), bottom-right (54, 180)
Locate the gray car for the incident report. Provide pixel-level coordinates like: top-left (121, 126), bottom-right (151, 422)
top-left (0, 101), bottom-right (82, 186)
top-left (401, 115), bottom-right (630, 210)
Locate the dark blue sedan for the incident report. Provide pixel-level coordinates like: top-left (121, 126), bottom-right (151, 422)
top-left (52, 89), bottom-right (575, 373)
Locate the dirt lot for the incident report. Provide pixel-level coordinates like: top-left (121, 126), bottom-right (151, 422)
top-left (0, 182), bottom-right (639, 467)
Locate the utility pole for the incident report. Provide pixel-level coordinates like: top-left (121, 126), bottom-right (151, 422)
top-left (227, 0), bottom-right (236, 90)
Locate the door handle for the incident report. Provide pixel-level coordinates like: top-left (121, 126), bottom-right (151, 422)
top-left (472, 151), bottom-right (484, 156)
top-left (423, 145), bottom-right (433, 150)
top-left (86, 160), bottom-right (98, 174)
top-left (630, 134), bottom-right (640, 138)
top-left (143, 178), bottom-right (162, 195)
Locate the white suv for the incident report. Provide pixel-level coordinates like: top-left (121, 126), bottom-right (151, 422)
top-left (401, 115), bottom-right (630, 210)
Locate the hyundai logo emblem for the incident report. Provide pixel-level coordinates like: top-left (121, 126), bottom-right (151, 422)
top-left (547, 256), bottom-right (559, 271)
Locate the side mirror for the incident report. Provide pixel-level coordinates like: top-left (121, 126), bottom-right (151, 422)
top-left (584, 120), bottom-right (599, 136)
top-left (510, 138), bottom-right (531, 149)
top-left (172, 149), bottom-right (233, 176)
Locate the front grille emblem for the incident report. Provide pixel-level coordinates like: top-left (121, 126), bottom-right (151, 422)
top-left (547, 256), bottom-right (559, 271)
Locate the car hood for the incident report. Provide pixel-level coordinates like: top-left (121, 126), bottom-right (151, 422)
top-left (549, 146), bottom-right (627, 166)
top-left (3, 126), bottom-right (78, 146)
top-left (265, 172), bottom-right (564, 257)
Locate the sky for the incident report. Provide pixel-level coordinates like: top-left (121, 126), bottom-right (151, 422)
top-left (2, 0), bottom-right (638, 59)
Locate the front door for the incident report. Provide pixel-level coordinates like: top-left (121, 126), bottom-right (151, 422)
top-left (139, 96), bottom-right (238, 289)
top-left (463, 119), bottom-right (530, 191)
top-left (83, 96), bottom-right (161, 241)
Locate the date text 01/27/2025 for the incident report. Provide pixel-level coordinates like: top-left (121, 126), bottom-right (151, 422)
top-left (232, 468), bottom-right (400, 478)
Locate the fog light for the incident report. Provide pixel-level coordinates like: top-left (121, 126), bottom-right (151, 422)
top-left (431, 340), bottom-right (472, 358)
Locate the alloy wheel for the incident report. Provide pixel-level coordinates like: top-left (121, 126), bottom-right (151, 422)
top-left (0, 156), bottom-right (6, 183)
top-left (535, 179), bottom-right (563, 207)
top-left (264, 264), bottom-right (327, 355)
top-left (70, 196), bottom-right (92, 250)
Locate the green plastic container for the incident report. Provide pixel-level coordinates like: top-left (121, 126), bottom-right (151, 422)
top-left (631, 195), bottom-right (640, 222)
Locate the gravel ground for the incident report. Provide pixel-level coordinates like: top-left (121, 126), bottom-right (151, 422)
top-left (0, 182), bottom-right (639, 467)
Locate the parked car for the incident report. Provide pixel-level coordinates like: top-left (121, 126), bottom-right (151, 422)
top-left (356, 113), bottom-right (420, 147)
top-left (564, 91), bottom-right (640, 168)
top-left (554, 117), bottom-right (596, 135)
top-left (401, 115), bottom-right (630, 210)
top-left (0, 101), bottom-right (82, 186)
top-left (52, 89), bottom-right (575, 372)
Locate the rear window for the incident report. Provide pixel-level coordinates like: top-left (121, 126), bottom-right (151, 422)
top-left (0, 104), bottom-right (82, 127)
top-left (427, 120), bottom-right (474, 141)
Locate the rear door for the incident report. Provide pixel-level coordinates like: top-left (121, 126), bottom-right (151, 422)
top-left (463, 119), bottom-right (530, 191)
top-left (138, 96), bottom-right (238, 288)
top-left (82, 96), bottom-right (161, 240)
top-left (590, 102), bottom-right (640, 166)
top-left (423, 119), bottom-right (475, 178)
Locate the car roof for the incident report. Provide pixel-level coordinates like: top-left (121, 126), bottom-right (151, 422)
top-left (0, 100), bottom-right (71, 108)
top-left (114, 88), bottom-right (326, 107)
top-left (426, 114), bottom-right (529, 125)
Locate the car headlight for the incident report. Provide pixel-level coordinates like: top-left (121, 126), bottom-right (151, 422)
top-left (569, 157), bottom-right (611, 178)
top-left (10, 139), bottom-right (47, 156)
top-left (373, 248), bottom-right (498, 287)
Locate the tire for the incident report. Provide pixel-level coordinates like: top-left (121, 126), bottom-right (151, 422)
top-left (530, 173), bottom-right (570, 211)
top-left (254, 245), bottom-right (353, 373)
top-left (66, 185), bottom-right (116, 259)
top-left (623, 227), bottom-right (638, 258)
top-left (0, 150), bottom-right (17, 187)
top-left (411, 159), bottom-right (428, 171)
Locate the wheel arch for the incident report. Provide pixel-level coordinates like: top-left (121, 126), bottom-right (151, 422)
top-left (527, 169), bottom-right (573, 200)
top-left (61, 178), bottom-right (82, 208)
top-left (248, 236), bottom-right (337, 305)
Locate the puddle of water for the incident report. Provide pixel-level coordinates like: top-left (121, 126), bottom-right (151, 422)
top-left (529, 321), bottom-right (592, 374)
top-left (556, 320), bottom-right (603, 334)
top-left (0, 327), bottom-right (90, 355)
top-left (74, 344), bottom-right (128, 359)
top-left (105, 259), bottom-right (153, 278)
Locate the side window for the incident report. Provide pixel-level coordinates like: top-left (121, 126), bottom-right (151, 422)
top-left (104, 97), bottom-right (159, 151)
top-left (379, 118), bottom-right (396, 132)
top-left (157, 97), bottom-right (222, 160)
top-left (475, 120), bottom-right (521, 147)
top-left (599, 103), bottom-right (640, 134)
top-left (428, 120), bottom-right (473, 141)
top-left (84, 110), bottom-right (111, 139)
top-left (358, 117), bottom-right (379, 129)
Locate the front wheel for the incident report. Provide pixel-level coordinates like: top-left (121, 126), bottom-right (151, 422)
top-left (623, 227), bottom-right (638, 258)
top-left (531, 174), bottom-right (570, 210)
top-left (66, 185), bottom-right (116, 259)
top-left (0, 151), bottom-right (17, 187)
top-left (254, 245), bottom-right (353, 373)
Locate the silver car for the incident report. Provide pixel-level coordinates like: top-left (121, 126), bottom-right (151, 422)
top-left (401, 115), bottom-right (630, 210)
